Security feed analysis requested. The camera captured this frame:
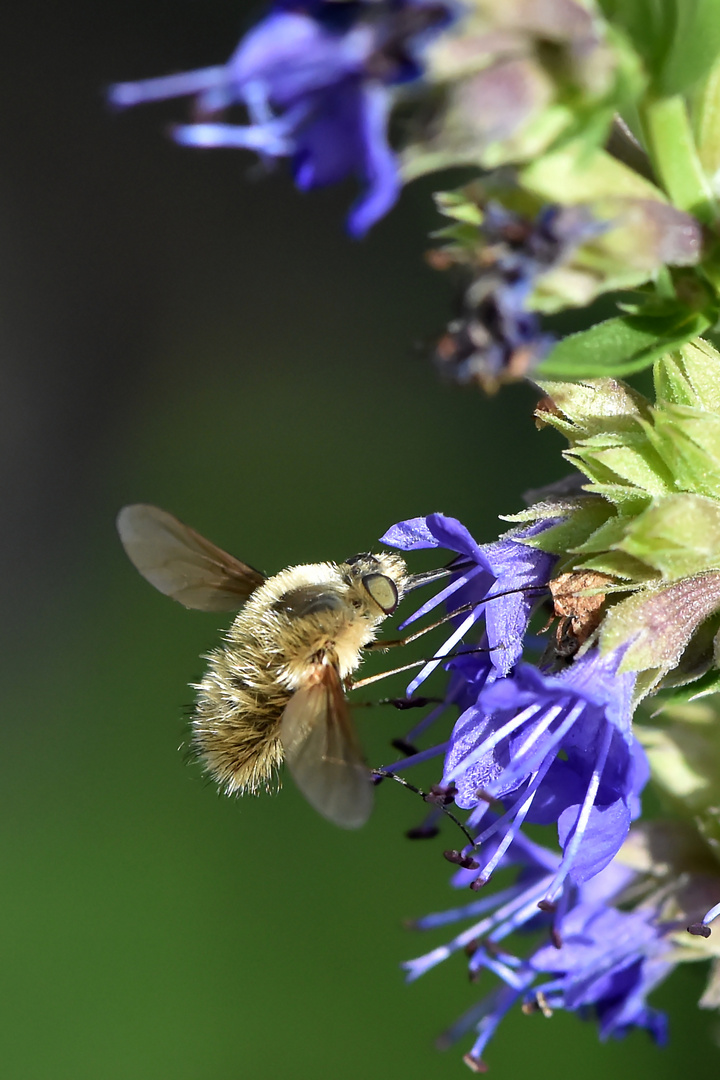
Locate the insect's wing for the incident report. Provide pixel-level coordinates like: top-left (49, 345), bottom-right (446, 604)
top-left (280, 664), bottom-right (374, 829)
top-left (117, 504), bottom-right (266, 612)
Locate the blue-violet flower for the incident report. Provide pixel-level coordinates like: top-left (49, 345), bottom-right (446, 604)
top-left (405, 835), bottom-right (673, 1072)
top-left (109, 0), bottom-right (451, 235)
top-left (382, 513), bottom-right (647, 895)
top-left (382, 511), bottom-right (557, 685)
top-left (435, 203), bottom-right (597, 390)
top-left (444, 647), bottom-right (647, 896)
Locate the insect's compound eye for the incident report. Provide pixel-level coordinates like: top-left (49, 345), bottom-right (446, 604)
top-left (362, 573), bottom-right (399, 614)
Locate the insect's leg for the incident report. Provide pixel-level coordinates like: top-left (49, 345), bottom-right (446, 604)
top-left (352, 696), bottom-right (442, 711)
top-left (372, 769), bottom-right (475, 848)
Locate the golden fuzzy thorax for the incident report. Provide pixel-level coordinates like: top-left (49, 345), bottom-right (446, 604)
top-left (192, 552), bottom-right (408, 795)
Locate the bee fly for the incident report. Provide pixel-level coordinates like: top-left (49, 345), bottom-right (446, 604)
top-left (117, 505), bottom-right (448, 829)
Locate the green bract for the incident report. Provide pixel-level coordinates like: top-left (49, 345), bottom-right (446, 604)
top-left (414, 1), bottom-right (720, 385)
top-left (514, 341), bottom-right (720, 691)
top-left (431, 177), bottom-right (703, 315)
top-left (403, 0), bottom-right (644, 178)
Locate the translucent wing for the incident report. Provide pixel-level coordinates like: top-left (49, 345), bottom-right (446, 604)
top-left (116, 503), bottom-right (266, 612)
top-left (280, 664), bottom-right (374, 829)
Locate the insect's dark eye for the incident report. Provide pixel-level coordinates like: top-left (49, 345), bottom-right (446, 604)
top-left (362, 573), bottom-right (399, 614)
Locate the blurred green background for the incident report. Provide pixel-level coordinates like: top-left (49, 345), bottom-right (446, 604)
top-left (0, 2), bottom-right (718, 1077)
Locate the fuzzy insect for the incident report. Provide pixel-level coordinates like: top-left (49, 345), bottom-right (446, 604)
top-left (117, 504), bottom-right (411, 828)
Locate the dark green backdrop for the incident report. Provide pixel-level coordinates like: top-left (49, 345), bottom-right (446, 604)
top-left (0, 2), bottom-right (718, 1077)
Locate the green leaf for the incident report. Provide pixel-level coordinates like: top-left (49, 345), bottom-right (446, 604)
top-left (655, 338), bottom-right (720, 411)
top-left (433, 190), bottom-right (483, 225)
top-left (570, 438), bottom-right (675, 497)
top-left (654, 353), bottom-right (705, 407)
top-left (616, 494), bottom-right (720, 577)
top-left (520, 143), bottom-right (667, 204)
top-left (662, 0), bottom-right (720, 96)
top-left (691, 54), bottom-right (720, 183)
top-left (578, 549), bottom-right (658, 580)
top-left (571, 512), bottom-right (640, 554)
top-left (500, 500), bottom-right (582, 525)
top-left (563, 447), bottom-right (641, 493)
top-left (522, 499), bottom-right (616, 555)
top-left (642, 95), bottom-right (718, 223)
top-left (536, 377), bottom-right (650, 438)
top-left (429, 222), bottom-right (480, 247)
top-left (600, 0), bottom-right (720, 96)
top-left (644, 404), bottom-right (720, 498)
top-left (658, 667), bottom-right (720, 704)
top-left (599, 0), bottom-right (674, 89)
top-left (681, 339), bottom-right (720, 408)
top-left (538, 311), bottom-right (712, 378)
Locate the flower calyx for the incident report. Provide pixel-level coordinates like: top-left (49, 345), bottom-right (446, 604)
top-left (513, 342), bottom-right (720, 692)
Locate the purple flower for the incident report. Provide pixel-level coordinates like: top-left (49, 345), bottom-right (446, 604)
top-left (381, 512), bottom-right (557, 685)
top-left (435, 203), bottom-right (598, 390)
top-left (405, 837), bottom-right (673, 1071)
top-left (381, 513), bottom-right (645, 892)
top-left (404, 831), bottom-right (561, 983)
top-left (109, 1), bottom-right (450, 235)
top-left (376, 511), bottom-right (556, 806)
top-left (530, 902), bottom-right (671, 1045)
top-left (444, 647), bottom-right (647, 895)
